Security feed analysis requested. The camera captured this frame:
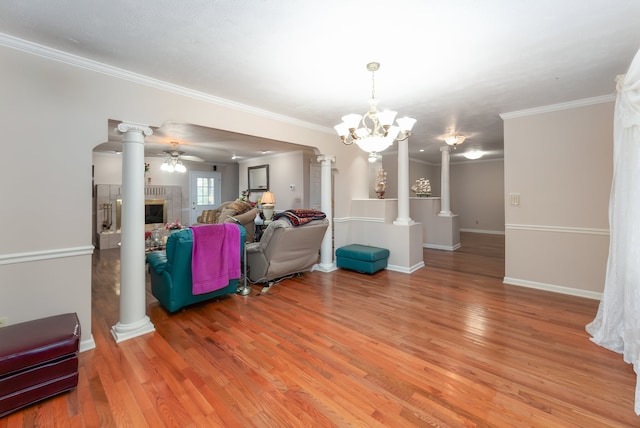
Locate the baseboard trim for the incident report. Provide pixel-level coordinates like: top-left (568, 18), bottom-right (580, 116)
top-left (459, 228), bottom-right (505, 235)
top-left (0, 245), bottom-right (95, 266)
top-left (313, 262), bottom-right (337, 273)
top-left (387, 261), bottom-right (425, 274)
top-left (503, 276), bottom-right (602, 300)
top-left (424, 243), bottom-right (461, 251)
top-left (80, 336), bottom-right (96, 352)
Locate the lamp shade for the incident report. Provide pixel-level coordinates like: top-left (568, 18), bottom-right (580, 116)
top-left (396, 117), bottom-right (417, 133)
top-left (334, 122), bottom-right (349, 137)
top-left (377, 110), bottom-right (397, 127)
top-left (342, 114), bottom-right (362, 130)
top-left (261, 191), bottom-right (275, 205)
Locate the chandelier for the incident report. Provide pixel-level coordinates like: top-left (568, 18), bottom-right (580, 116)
top-left (445, 135), bottom-right (466, 146)
top-left (334, 62), bottom-right (416, 156)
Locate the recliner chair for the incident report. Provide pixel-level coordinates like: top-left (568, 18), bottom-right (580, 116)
top-left (147, 225), bottom-right (246, 312)
top-left (245, 218), bottom-right (329, 284)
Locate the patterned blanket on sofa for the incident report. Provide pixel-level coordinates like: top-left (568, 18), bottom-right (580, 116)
top-left (273, 209), bottom-right (326, 226)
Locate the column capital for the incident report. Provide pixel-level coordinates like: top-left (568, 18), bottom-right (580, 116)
top-left (440, 145), bottom-right (451, 152)
top-left (317, 155), bottom-right (336, 164)
top-left (116, 121), bottom-right (153, 137)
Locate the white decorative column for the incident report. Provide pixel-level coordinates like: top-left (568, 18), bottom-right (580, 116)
top-left (439, 146), bottom-right (453, 216)
top-left (314, 155), bottom-right (337, 272)
top-left (394, 137), bottom-right (414, 225)
top-left (111, 122), bottom-right (155, 343)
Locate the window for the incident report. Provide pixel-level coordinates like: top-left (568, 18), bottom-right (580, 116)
top-left (196, 177), bottom-right (215, 206)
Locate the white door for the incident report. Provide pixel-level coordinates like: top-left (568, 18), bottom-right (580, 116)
top-left (189, 171), bottom-right (221, 225)
top-left (310, 164), bottom-right (321, 210)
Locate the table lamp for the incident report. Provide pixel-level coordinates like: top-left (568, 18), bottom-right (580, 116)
top-left (261, 191), bottom-right (276, 221)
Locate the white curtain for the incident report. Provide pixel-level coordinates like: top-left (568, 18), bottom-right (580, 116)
top-left (586, 47), bottom-right (640, 415)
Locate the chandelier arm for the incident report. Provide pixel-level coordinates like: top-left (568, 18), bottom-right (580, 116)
top-left (396, 131), bottom-right (411, 142)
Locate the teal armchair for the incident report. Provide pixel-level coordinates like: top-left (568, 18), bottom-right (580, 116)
top-left (146, 225), bottom-right (246, 313)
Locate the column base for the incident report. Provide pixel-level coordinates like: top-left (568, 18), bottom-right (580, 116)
top-left (438, 211), bottom-right (454, 217)
top-left (313, 262), bottom-right (337, 273)
top-left (393, 218), bottom-right (416, 226)
top-left (111, 316), bottom-right (155, 343)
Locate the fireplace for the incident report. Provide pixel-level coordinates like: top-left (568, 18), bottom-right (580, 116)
top-left (96, 184), bottom-right (181, 249)
top-left (115, 199), bottom-right (167, 231)
top-left (145, 199), bottom-right (167, 226)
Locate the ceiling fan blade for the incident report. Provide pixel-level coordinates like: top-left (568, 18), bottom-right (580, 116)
top-left (181, 155), bottom-right (205, 162)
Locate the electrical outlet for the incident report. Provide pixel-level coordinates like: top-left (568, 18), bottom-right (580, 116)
top-left (510, 193), bottom-right (520, 206)
top-left (0, 317), bottom-right (8, 328)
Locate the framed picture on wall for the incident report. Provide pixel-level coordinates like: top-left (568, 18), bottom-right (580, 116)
top-left (248, 164), bottom-right (269, 191)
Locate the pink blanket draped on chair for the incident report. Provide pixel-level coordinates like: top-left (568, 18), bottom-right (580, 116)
top-left (190, 223), bottom-right (240, 295)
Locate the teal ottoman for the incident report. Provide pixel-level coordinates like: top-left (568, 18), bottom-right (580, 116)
top-left (335, 244), bottom-right (390, 274)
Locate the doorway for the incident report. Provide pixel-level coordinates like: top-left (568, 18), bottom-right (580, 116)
top-left (189, 171), bottom-right (221, 225)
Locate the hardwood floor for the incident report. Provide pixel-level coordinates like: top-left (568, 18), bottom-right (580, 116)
top-left (2, 233), bottom-right (637, 427)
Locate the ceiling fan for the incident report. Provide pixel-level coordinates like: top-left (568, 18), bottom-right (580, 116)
top-left (159, 142), bottom-right (204, 173)
top-left (160, 142), bottom-right (204, 162)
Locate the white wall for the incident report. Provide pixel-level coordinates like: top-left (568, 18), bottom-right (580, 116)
top-left (0, 43), bottom-right (368, 350)
top-left (381, 153), bottom-right (440, 199)
top-left (239, 150), bottom-right (311, 210)
top-left (451, 159), bottom-right (505, 233)
top-left (503, 99), bottom-right (614, 298)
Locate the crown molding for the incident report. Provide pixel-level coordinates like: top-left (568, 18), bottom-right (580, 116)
top-left (0, 33), bottom-right (333, 135)
top-left (451, 157), bottom-right (504, 166)
top-left (499, 94), bottom-right (616, 120)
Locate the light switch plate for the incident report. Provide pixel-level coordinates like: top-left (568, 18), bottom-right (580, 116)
top-left (510, 193), bottom-right (520, 206)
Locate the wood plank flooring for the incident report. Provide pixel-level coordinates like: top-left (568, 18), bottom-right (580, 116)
top-left (2, 232), bottom-right (637, 427)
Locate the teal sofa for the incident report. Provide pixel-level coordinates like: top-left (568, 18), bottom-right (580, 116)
top-left (146, 225), bottom-right (246, 313)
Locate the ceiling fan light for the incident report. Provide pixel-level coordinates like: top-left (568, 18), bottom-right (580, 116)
top-left (175, 162), bottom-right (186, 173)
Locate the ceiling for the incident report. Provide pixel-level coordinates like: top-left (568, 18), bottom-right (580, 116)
top-left (1, 0), bottom-right (639, 164)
